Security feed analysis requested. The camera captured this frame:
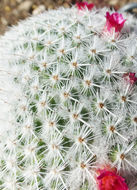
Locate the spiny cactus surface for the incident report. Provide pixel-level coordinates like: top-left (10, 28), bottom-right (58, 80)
top-left (0, 4), bottom-right (137, 190)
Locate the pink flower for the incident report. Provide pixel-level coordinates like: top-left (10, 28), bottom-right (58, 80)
top-left (123, 72), bottom-right (137, 85)
top-left (76, 1), bottom-right (94, 11)
top-left (105, 12), bottom-right (126, 33)
top-left (97, 168), bottom-right (129, 190)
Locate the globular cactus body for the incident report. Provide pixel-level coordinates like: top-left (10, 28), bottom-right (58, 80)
top-left (0, 4), bottom-right (137, 190)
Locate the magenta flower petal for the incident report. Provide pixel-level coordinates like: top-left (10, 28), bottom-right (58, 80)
top-left (76, 2), bottom-right (94, 11)
top-left (123, 72), bottom-right (137, 85)
top-left (87, 3), bottom-right (94, 10)
top-left (97, 168), bottom-right (129, 190)
top-left (105, 12), bottom-right (126, 32)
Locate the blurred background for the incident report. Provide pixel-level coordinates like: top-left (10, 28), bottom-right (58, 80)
top-left (0, 0), bottom-right (137, 35)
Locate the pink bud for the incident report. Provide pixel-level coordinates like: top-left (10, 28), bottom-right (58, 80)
top-left (97, 168), bottom-right (129, 190)
top-left (76, 2), bottom-right (94, 11)
top-left (105, 12), bottom-right (126, 33)
top-left (123, 72), bottom-right (137, 85)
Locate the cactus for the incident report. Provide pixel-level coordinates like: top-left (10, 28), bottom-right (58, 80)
top-left (0, 3), bottom-right (137, 190)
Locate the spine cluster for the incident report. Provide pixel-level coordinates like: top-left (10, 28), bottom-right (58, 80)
top-left (0, 5), bottom-right (137, 190)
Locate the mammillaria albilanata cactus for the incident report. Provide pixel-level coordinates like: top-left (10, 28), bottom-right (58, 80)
top-left (0, 2), bottom-right (137, 190)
